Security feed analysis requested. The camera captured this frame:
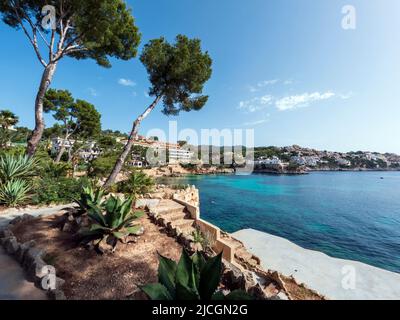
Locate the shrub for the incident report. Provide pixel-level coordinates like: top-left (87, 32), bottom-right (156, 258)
top-left (117, 170), bottom-right (154, 197)
top-left (38, 161), bottom-right (72, 179)
top-left (79, 195), bottom-right (144, 251)
top-left (31, 177), bottom-right (91, 205)
top-left (141, 249), bottom-right (251, 300)
top-left (0, 179), bottom-right (31, 207)
top-left (88, 153), bottom-right (119, 178)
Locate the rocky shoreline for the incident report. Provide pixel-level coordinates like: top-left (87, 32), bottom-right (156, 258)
top-left (233, 229), bottom-right (400, 300)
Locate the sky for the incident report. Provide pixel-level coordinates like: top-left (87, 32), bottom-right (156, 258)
top-left (0, 0), bottom-right (399, 153)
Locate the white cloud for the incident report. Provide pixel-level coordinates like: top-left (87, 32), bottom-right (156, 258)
top-left (242, 117), bottom-right (270, 126)
top-left (118, 78), bottom-right (136, 87)
top-left (275, 91), bottom-right (335, 111)
top-left (339, 92), bottom-right (353, 100)
top-left (238, 95), bottom-right (273, 113)
top-left (88, 88), bottom-right (98, 97)
top-left (258, 79), bottom-right (278, 87)
top-left (249, 79), bottom-right (278, 92)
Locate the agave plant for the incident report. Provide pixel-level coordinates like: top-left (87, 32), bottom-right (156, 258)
top-left (141, 249), bottom-right (252, 300)
top-left (0, 179), bottom-right (31, 207)
top-left (74, 185), bottom-right (105, 215)
top-left (0, 154), bottom-right (38, 183)
top-left (80, 195), bottom-right (144, 251)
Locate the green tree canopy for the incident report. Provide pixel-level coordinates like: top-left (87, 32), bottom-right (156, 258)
top-left (0, 0), bottom-right (141, 156)
top-left (0, 109), bottom-right (19, 129)
top-left (43, 88), bottom-right (101, 162)
top-left (104, 35), bottom-right (212, 187)
top-left (140, 35), bottom-right (212, 115)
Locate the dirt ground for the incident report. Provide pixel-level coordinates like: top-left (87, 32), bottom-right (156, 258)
top-left (11, 213), bottom-right (183, 300)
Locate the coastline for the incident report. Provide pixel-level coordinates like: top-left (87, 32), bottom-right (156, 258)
top-left (232, 229), bottom-right (400, 300)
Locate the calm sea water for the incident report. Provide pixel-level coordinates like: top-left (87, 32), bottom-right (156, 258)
top-left (167, 172), bottom-right (400, 273)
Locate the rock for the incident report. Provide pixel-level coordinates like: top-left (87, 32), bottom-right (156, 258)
top-left (0, 228), bottom-right (13, 239)
top-left (62, 222), bottom-right (73, 232)
top-left (222, 265), bottom-right (245, 290)
top-left (15, 240), bottom-right (36, 263)
top-left (9, 214), bottom-right (35, 225)
top-left (23, 247), bottom-right (44, 274)
top-left (5, 237), bottom-right (19, 255)
top-left (247, 283), bottom-right (268, 300)
top-left (48, 289), bottom-right (67, 300)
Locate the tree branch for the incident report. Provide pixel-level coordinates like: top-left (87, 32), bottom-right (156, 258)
top-left (10, 2), bottom-right (47, 67)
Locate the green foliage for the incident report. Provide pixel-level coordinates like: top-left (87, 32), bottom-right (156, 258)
top-left (117, 170), bottom-right (154, 196)
top-left (38, 161), bottom-right (72, 179)
top-left (44, 89), bottom-right (101, 140)
top-left (88, 152), bottom-right (120, 177)
top-left (140, 35), bottom-right (212, 115)
top-left (141, 250), bottom-right (251, 301)
top-left (0, 109), bottom-right (18, 129)
top-left (0, 179), bottom-right (31, 207)
top-left (0, 109), bottom-right (19, 148)
top-left (31, 177), bottom-right (90, 205)
top-left (74, 185), bottom-right (105, 215)
top-left (10, 126), bottom-right (31, 144)
top-left (79, 195), bottom-right (144, 250)
top-left (0, 154), bottom-right (38, 183)
top-left (0, 0), bottom-right (141, 67)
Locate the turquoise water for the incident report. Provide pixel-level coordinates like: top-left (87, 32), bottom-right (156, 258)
top-left (169, 172), bottom-right (400, 273)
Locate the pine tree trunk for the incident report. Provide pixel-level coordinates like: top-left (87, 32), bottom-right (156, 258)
top-left (26, 63), bottom-right (57, 157)
top-left (54, 132), bottom-right (70, 163)
top-left (55, 145), bottom-right (66, 163)
top-left (104, 96), bottom-right (161, 188)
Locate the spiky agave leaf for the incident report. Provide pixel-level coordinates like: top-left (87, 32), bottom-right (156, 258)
top-left (0, 154), bottom-right (38, 183)
top-left (0, 178), bottom-right (31, 207)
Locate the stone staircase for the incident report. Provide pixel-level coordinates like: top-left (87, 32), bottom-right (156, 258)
top-left (219, 232), bottom-right (261, 268)
top-left (150, 200), bottom-right (196, 237)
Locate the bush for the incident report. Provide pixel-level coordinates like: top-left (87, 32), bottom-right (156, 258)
top-left (31, 177), bottom-right (91, 205)
top-left (117, 170), bottom-right (154, 197)
top-left (0, 179), bottom-right (31, 207)
top-left (38, 161), bottom-right (72, 179)
top-left (88, 153), bottom-right (119, 178)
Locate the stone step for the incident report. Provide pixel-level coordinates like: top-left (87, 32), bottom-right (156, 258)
top-left (180, 225), bottom-right (197, 236)
top-left (163, 211), bottom-right (187, 222)
top-left (152, 200), bottom-right (186, 216)
top-left (220, 237), bottom-right (243, 250)
top-left (172, 219), bottom-right (195, 230)
top-left (235, 248), bottom-right (259, 266)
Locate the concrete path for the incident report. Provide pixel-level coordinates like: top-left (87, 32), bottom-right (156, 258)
top-left (0, 247), bottom-right (47, 300)
top-left (0, 204), bottom-right (74, 300)
top-left (233, 229), bottom-right (400, 300)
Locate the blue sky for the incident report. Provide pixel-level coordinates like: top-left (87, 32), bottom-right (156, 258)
top-left (1, 0), bottom-right (399, 153)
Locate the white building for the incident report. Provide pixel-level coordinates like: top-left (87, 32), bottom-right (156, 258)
top-left (290, 156), bottom-right (306, 166)
top-left (255, 156), bottom-right (282, 166)
top-left (337, 158), bottom-right (351, 166)
top-left (51, 137), bottom-right (100, 162)
top-left (169, 148), bottom-right (194, 163)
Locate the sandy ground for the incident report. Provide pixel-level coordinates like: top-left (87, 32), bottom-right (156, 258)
top-left (11, 213), bottom-right (183, 300)
top-left (233, 229), bottom-right (400, 300)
